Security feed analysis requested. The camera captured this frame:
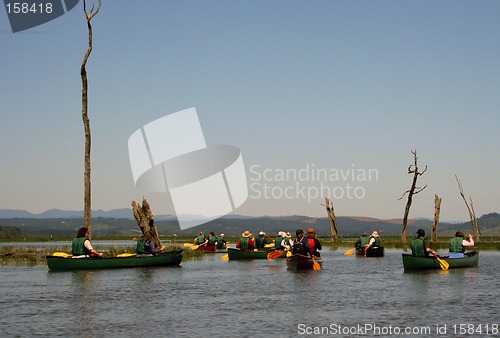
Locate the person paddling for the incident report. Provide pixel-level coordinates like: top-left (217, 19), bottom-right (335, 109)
top-left (236, 230), bottom-right (255, 251)
top-left (72, 226), bottom-right (103, 258)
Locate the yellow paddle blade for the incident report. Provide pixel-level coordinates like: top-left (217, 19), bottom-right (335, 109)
top-left (312, 257), bottom-right (321, 270)
top-left (221, 254), bottom-right (229, 261)
top-left (183, 243), bottom-right (194, 247)
top-left (264, 243), bottom-right (275, 248)
top-left (117, 253), bottom-right (137, 258)
top-left (286, 251), bottom-right (292, 257)
top-left (344, 247), bottom-right (356, 256)
top-left (433, 253), bottom-right (449, 270)
top-left (52, 252), bottom-right (72, 258)
top-left (191, 245), bottom-right (199, 250)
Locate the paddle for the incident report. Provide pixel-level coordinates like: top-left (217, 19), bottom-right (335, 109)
top-left (267, 250), bottom-right (285, 260)
top-left (52, 252), bottom-right (72, 258)
top-left (220, 253), bottom-right (229, 261)
top-left (344, 247), bottom-right (356, 256)
top-left (183, 243), bottom-right (194, 247)
top-left (117, 253), bottom-right (137, 258)
top-left (311, 256), bottom-right (321, 270)
top-left (432, 252), bottom-right (449, 270)
top-left (191, 244), bottom-right (200, 250)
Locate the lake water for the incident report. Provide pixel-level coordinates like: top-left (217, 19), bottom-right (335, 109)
top-left (1, 247), bottom-right (499, 337)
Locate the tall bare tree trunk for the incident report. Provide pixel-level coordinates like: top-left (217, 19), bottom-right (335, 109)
top-left (455, 175), bottom-right (480, 242)
top-left (132, 198), bottom-right (161, 247)
top-left (431, 194), bottom-right (442, 242)
top-left (399, 150), bottom-right (427, 242)
top-left (81, 0), bottom-right (101, 239)
top-left (324, 197), bottom-right (338, 242)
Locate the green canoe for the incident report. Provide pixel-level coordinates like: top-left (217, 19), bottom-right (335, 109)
top-left (227, 248), bottom-right (280, 260)
top-left (402, 251), bottom-right (479, 270)
top-left (46, 250), bottom-right (183, 271)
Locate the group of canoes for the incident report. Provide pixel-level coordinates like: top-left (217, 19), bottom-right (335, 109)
top-left (46, 226), bottom-right (479, 272)
top-left (223, 228), bottom-right (323, 271)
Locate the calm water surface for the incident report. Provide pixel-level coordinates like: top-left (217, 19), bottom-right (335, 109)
top-left (1, 248), bottom-right (499, 337)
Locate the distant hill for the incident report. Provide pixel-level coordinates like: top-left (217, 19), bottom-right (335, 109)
top-left (0, 209), bottom-right (498, 238)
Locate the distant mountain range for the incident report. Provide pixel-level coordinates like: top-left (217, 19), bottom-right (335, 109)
top-left (0, 208), bottom-right (499, 237)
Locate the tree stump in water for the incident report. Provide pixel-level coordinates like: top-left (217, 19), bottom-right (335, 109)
top-left (131, 198), bottom-right (161, 247)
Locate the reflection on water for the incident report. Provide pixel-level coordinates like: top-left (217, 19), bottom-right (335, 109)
top-left (0, 249), bottom-right (499, 337)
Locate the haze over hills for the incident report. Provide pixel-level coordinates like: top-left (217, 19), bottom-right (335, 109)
top-left (0, 209), bottom-right (498, 237)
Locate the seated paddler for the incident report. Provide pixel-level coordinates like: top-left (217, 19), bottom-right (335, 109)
top-left (136, 232), bottom-right (166, 256)
top-left (72, 226), bottom-right (103, 258)
top-left (236, 230), bottom-right (255, 251)
top-left (449, 231), bottom-right (474, 258)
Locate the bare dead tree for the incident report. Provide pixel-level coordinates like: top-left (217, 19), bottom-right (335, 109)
top-left (399, 150), bottom-right (427, 242)
top-left (455, 175), bottom-right (480, 242)
top-left (431, 194), bottom-right (442, 242)
top-left (323, 197), bottom-right (339, 242)
top-left (132, 198), bottom-right (161, 247)
top-left (81, 0), bottom-right (102, 239)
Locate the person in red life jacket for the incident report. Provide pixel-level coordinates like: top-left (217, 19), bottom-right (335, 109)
top-left (236, 230), bottom-right (255, 251)
top-left (72, 226), bottom-right (103, 258)
top-left (306, 227), bottom-right (322, 257)
top-left (204, 232), bottom-right (217, 252)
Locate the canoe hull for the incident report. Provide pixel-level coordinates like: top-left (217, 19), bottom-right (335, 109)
top-left (47, 250), bottom-right (183, 271)
top-left (356, 246), bottom-right (384, 257)
top-left (227, 248), bottom-right (277, 260)
top-left (286, 255), bottom-right (323, 270)
top-left (402, 251), bottom-right (479, 270)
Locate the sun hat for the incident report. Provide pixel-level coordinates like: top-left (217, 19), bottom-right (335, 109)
top-left (308, 228), bottom-right (315, 233)
top-left (259, 231), bottom-right (265, 236)
top-left (242, 230), bottom-right (252, 238)
top-left (285, 232), bottom-right (291, 238)
top-left (371, 231), bottom-right (379, 237)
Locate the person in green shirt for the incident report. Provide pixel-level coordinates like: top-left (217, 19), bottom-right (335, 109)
top-left (411, 229), bottom-right (437, 257)
top-left (449, 231), bottom-right (474, 258)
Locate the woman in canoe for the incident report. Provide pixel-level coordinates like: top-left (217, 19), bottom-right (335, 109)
top-left (306, 228), bottom-right (322, 257)
top-left (136, 232), bottom-right (166, 256)
top-left (449, 231), bottom-right (474, 258)
top-left (72, 226), bottom-right (103, 258)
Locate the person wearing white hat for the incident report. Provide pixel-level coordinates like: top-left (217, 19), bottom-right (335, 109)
top-left (274, 231), bottom-right (285, 250)
top-left (216, 233), bottom-right (226, 250)
top-left (364, 231), bottom-right (382, 253)
top-left (255, 231), bottom-right (274, 249)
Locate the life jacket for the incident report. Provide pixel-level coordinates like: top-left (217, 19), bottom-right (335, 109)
top-left (307, 238), bottom-right (316, 254)
top-left (239, 237), bottom-right (250, 250)
top-left (411, 237), bottom-right (426, 257)
top-left (255, 236), bottom-right (266, 248)
top-left (450, 237), bottom-right (465, 253)
top-left (196, 235), bottom-right (205, 245)
top-left (275, 236), bottom-right (284, 250)
top-left (359, 236), bottom-right (370, 246)
top-left (72, 237), bottom-right (90, 256)
top-left (207, 235), bottom-right (216, 246)
top-left (135, 239), bottom-right (147, 254)
top-left (283, 238), bottom-right (291, 247)
top-left (372, 237), bottom-right (381, 246)
top-left (216, 237), bottom-right (226, 249)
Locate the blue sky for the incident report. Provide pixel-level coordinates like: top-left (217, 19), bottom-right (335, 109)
top-left (1, 1), bottom-right (499, 222)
